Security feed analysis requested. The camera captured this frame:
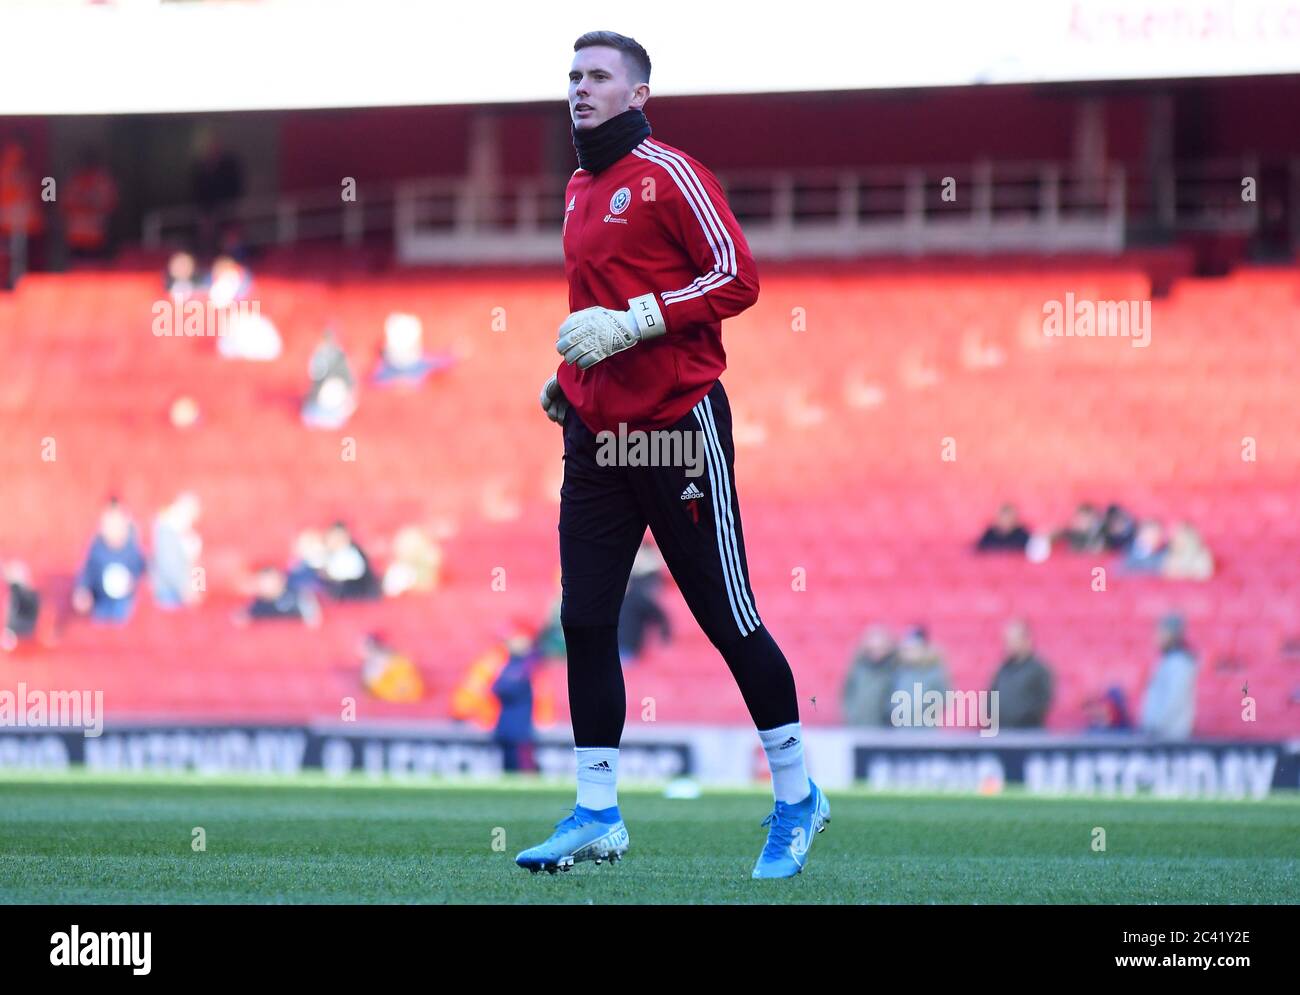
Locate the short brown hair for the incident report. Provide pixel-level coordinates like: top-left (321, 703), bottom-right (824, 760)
top-left (574, 30), bottom-right (651, 85)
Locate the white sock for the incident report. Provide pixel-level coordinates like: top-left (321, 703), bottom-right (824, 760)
top-left (759, 723), bottom-right (811, 805)
top-left (575, 747), bottom-right (619, 811)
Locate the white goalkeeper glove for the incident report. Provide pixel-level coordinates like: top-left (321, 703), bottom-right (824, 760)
top-left (556, 294), bottom-right (666, 370)
top-left (539, 374), bottom-right (569, 425)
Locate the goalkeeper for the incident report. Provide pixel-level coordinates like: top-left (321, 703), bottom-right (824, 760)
top-left (518, 30), bottom-right (829, 880)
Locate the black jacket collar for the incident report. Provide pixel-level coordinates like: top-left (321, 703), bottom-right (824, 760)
top-left (572, 108), bottom-right (652, 174)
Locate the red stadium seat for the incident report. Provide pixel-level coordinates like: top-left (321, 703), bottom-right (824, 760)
top-left (1, 262), bottom-right (1296, 735)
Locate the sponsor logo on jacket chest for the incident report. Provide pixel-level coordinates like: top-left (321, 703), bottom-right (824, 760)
top-left (604, 186), bottom-right (631, 224)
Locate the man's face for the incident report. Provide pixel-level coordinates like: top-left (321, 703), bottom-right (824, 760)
top-left (863, 627), bottom-right (892, 659)
top-left (1005, 621), bottom-right (1031, 657)
top-left (175, 492), bottom-right (200, 526)
top-left (1136, 521), bottom-right (1163, 549)
top-left (100, 507), bottom-right (130, 547)
top-left (569, 46), bottom-right (645, 130)
top-left (256, 569), bottom-right (285, 599)
top-left (899, 636), bottom-right (925, 664)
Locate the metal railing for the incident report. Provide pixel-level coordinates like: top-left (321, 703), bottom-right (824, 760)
top-left (1126, 156), bottom-right (1262, 232)
top-left (392, 161), bottom-right (1129, 262)
top-left (142, 183), bottom-right (404, 249)
top-left (136, 158), bottom-right (1294, 264)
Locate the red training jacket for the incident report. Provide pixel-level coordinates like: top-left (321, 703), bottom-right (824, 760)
top-left (556, 137), bottom-right (760, 435)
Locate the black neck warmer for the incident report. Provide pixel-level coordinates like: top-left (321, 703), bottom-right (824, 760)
top-left (572, 108), bottom-right (651, 174)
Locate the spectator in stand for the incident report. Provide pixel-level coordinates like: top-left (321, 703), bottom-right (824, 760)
top-left (2, 559), bottom-right (40, 652)
top-left (535, 591), bottom-right (567, 661)
top-left (1057, 502), bottom-right (1105, 553)
top-left (371, 313), bottom-right (456, 387)
top-left (190, 129), bottom-right (244, 254)
top-left (0, 142), bottom-right (44, 264)
top-left (842, 624), bottom-right (898, 726)
top-left (63, 149), bottom-right (118, 258)
top-left (1139, 614), bottom-right (1198, 739)
top-left (320, 522), bottom-right (381, 601)
top-left (212, 256), bottom-right (281, 361)
top-left (287, 529), bottom-right (327, 594)
top-left (1084, 686), bottom-right (1133, 732)
top-left (216, 221), bottom-right (251, 266)
top-left (492, 622), bottom-right (542, 773)
top-left (301, 328), bottom-right (357, 428)
top-left (1163, 522), bottom-right (1215, 581)
top-left (1101, 503), bottom-right (1137, 551)
top-left (165, 251), bottom-right (199, 301)
top-left (975, 502), bottom-right (1031, 553)
top-left (190, 129), bottom-right (244, 207)
top-left (207, 254), bottom-right (252, 307)
top-left (360, 632), bottom-right (424, 703)
top-left (988, 619), bottom-right (1054, 729)
top-left (381, 525), bottom-right (443, 597)
top-left (532, 571), bottom-right (567, 662)
top-left (151, 492), bottom-right (202, 609)
top-left (617, 537), bottom-right (671, 664)
top-left (169, 395), bottom-right (201, 430)
top-left (1123, 520), bottom-right (1167, 574)
top-left (890, 625), bottom-right (950, 725)
top-left (72, 498), bottom-right (147, 624)
top-left (235, 565), bottom-right (321, 626)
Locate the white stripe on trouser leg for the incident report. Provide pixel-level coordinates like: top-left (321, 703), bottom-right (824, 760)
top-left (692, 402), bottom-right (752, 636)
top-left (691, 401), bottom-right (750, 636)
top-left (693, 400), bottom-right (760, 635)
top-left (700, 395), bottom-right (761, 629)
top-left (698, 397), bottom-right (760, 632)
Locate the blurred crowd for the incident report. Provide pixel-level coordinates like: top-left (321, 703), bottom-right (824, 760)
top-left (0, 494), bottom-right (449, 632)
top-left (976, 501), bottom-right (1215, 580)
top-left (2, 130), bottom-right (240, 273)
top-left (834, 497), bottom-right (1222, 738)
top-left (1, 142), bottom-right (118, 277)
top-left (0, 133), bottom-right (1253, 753)
top-left (842, 613), bottom-right (1200, 738)
top-left (0, 495), bottom-right (679, 773)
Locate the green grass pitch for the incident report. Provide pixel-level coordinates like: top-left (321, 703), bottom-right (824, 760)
top-left (1, 772), bottom-right (1296, 904)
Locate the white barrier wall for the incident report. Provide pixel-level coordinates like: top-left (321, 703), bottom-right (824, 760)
top-left (1, 723), bottom-right (1296, 799)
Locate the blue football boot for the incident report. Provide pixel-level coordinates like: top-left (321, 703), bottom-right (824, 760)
top-left (515, 804), bottom-right (630, 874)
top-left (752, 780), bottom-right (830, 879)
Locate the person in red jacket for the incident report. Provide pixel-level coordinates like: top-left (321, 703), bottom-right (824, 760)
top-left (64, 151), bottom-right (119, 257)
top-left (519, 31), bottom-right (829, 880)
